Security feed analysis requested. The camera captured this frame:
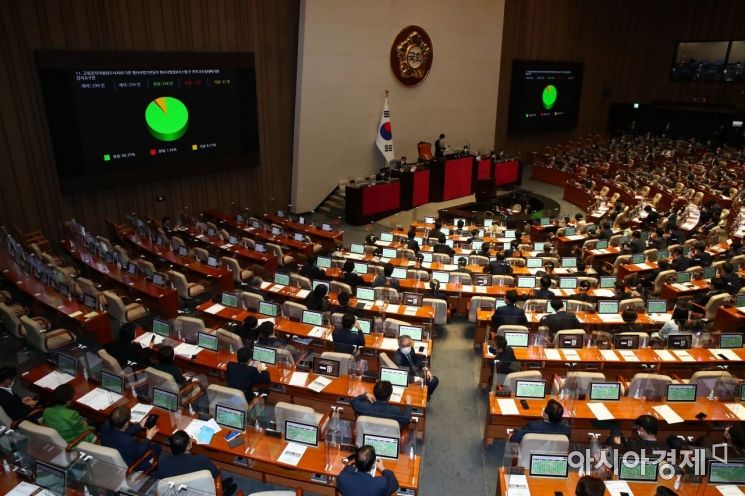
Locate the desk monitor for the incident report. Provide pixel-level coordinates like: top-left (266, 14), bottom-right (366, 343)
top-left (207, 256), bottom-right (220, 268)
top-left (676, 271), bottom-right (692, 284)
top-left (273, 273), bottom-right (290, 286)
top-left (619, 236), bottom-right (629, 245)
top-left (424, 216), bottom-right (436, 225)
top-left (472, 240), bottom-right (483, 251)
top-left (316, 256), bottom-right (332, 269)
top-left (151, 272), bottom-right (168, 287)
top-left (540, 217), bottom-right (550, 226)
top-left (357, 319), bottom-right (372, 334)
top-left (421, 252), bottom-right (433, 263)
top-left (58, 283), bottom-right (71, 298)
top-left (382, 248), bottom-right (398, 259)
top-left (414, 236), bottom-right (424, 246)
top-left (380, 367), bottom-right (409, 388)
top-left (682, 245), bottom-right (692, 257)
top-left (101, 370), bottom-right (124, 395)
top-left (483, 219), bottom-right (493, 228)
top-left (252, 345), bottom-right (276, 365)
top-left (221, 293), bottom-right (239, 308)
top-left (597, 300), bottom-right (619, 314)
top-left (529, 454), bottom-right (569, 478)
top-left (207, 228), bottom-right (217, 237)
top-left (152, 318), bottom-right (171, 337)
top-left (197, 332), bottom-right (219, 351)
top-left (444, 239), bottom-right (454, 248)
top-left (736, 294), bottom-right (745, 308)
top-left (667, 334), bottom-right (692, 350)
top-left (353, 262), bottom-right (368, 275)
top-left (658, 249), bottom-right (669, 260)
top-left (215, 404), bottom-right (246, 431)
top-left (127, 262), bottom-right (138, 275)
top-left (251, 220), bottom-right (262, 229)
top-left (391, 267), bottom-right (407, 279)
top-left (35, 460), bottom-right (67, 496)
top-left (504, 331), bottom-right (529, 348)
top-left (631, 253), bottom-right (646, 264)
top-left (589, 382), bottom-right (621, 401)
top-left (82, 293), bottom-right (97, 309)
top-left (322, 223), bottom-right (333, 232)
top-left (666, 383), bottom-right (697, 402)
top-left (475, 274), bottom-right (491, 286)
top-left (564, 227), bottom-right (577, 236)
top-left (709, 461), bottom-right (745, 484)
top-left (533, 242), bottom-right (545, 252)
top-left (152, 387), bottom-right (179, 411)
top-left (596, 240), bottom-right (609, 249)
top-left (255, 243), bottom-right (266, 253)
top-left (292, 233), bottom-right (303, 242)
top-left (517, 276), bottom-right (535, 288)
top-left (302, 310), bottom-right (324, 326)
top-left (228, 235), bottom-right (239, 245)
top-left (619, 459), bottom-right (658, 482)
top-left (526, 258), bottom-right (542, 269)
top-left (559, 277), bottom-right (578, 289)
top-left (298, 216), bottom-right (306, 225)
top-left (599, 276), bottom-right (616, 288)
top-left (720, 333), bottom-right (744, 349)
top-left (399, 325), bottom-right (423, 341)
top-left (285, 420), bottom-right (319, 447)
top-left (558, 333), bottom-right (584, 349)
top-left (561, 257), bottom-right (577, 268)
top-left (401, 292), bottom-right (423, 307)
top-left (350, 244), bottom-right (365, 255)
top-left (647, 300), bottom-right (667, 314)
top-left (258, 301), bottom-right (279, 317)
top-left (364, 433), bottom-right (400, 460)
top-left (432, 271), bottom-right (450, 284)
top-left (614, 334), bottom-right (639, 350)
top-left (57, 353), bottom-right (77, 377)
top-left (504, 230), bottom-right (516, 239)
top-left (702, 266), bottom-right (717, 280)
top-left (380, 232), bottom-right (393, 242)
top-left (514, 380), bottom-right (546, 399)
top-left (312, 356), bottom-right (340, 377)
top-left (312, 280), bottom-right (329, 292)
top-left (356, 287), bottom-right (375, 301)
top-left (271, 227), bottom-right (282, 236)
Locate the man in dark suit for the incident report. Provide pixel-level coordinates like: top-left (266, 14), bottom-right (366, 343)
top-left (509, 399), bottom-right (571, 443)
top-left (372, 263), bottom-right (400, 290)
top-left (541, 299), bottom-right (582, 338)
top-left (226, 347), bottom-right (270, 401)
top-left (628, 230), bottom-right (646, 254)
top-left (100, 406), bottom-right (160, 470)
top-left (690, 243), bottom-right (712, 268)
top-left (434, 133), bottom-right (446, 158)
top-left (532, 276), bottom-right (554, 300)
top-left (300, 255), bottom-right (326, 280)
top-left (304, 283), bottom-right (330, 311)
top-left (486, 252), bottom-right (512, 276)
top-left (0, 367), bottom-right (38, 421)
top-left (491, 290), bottom-right (528, 328)
top-left (337, 445), bottom-right (399, 496)
top-left (669, 246), bottom-right (690, 272)
top-left (433, 234), bottom-right (454, 256)
top-left (351, 381), bottom-right (411, 427)
top-left (405, 230), bottom-right (420, 253)
top-left (640, 205), bottom-right (659, 228)
top-left (157, 430), bottom-right (237, 495)
top-left (597, 222), bottom-right (613, 241)
top-left (488, 335), bottom-right (517, 375)
top-left (152, 346), bottom-right (186, 385)
top-left (332, 313), bottom-right (365, 354)
top-left (650, 227), bottom-right (667, 250)
top-left (341, 260), bottom-right (365, 289)
top-left (392, 335), bottom-right (439, 398)
top-left (334, 291), bottom-right (361, 317)
top-left (720, 262), bottom-right (742, 294)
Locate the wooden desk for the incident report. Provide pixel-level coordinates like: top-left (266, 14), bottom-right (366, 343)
top-left (557, 234), bottom-right (590, 257)
top-left (206, 211), bottom-right (316, 257)
top-left (263, 213), bottom-right (343, 252)
top-left (660, 280), bottom-right (710, 302)
top-left (617, 261), bottom-right (658, 281)
top-left (181, 228), bottom-right (278, 274)
top-left (22, 363), bottom-right (422, 495)
top-left (120, 228), bottom-right (233, 290)
top-left (62, 239), bottom-right (180, 318)
top-left (714, 306), bottom-right (745, 333)
top-left (0, 245), bottom-right (113, 344)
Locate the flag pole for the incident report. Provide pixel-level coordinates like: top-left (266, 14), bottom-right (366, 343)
top-left (384, 89), bottom-right (390, 173)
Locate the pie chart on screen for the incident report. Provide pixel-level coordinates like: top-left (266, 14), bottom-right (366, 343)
top-left (542, 84), bottom-right (557, 110)
top-left (145, 96), bottom-right (189, 141)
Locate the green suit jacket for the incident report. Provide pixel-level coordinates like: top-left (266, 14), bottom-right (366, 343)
top-left (42, 405), bottom-right (95, 444)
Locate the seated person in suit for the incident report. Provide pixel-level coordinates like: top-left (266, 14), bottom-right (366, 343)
top-left (332, 312), bottom-right (365, 354)
top-left (0, 367), bottom-right (39, 422)
top-left (574, 280), bottom-right (596, 303)
top-left (334, 291), bottom-right (361, 317)
top-left (152, 345), bottom-right (186, 385)
top-left (393, 335), bottom-right (438, 399)
top-left (598, 222), bottom-right (613, 241)
top-left (573, 260), bottom-right (590, 277)
top-left (43, 383), bottom-right (95, 444)
top-left (453, 257), bottom-right (475, 281)
top-left (532, 276), bottom-right (554, 300)
top-left (629, 230), bottom-right (646, 254)
top-left (541, 299), bottom-right (582, 339)
top-left (650, 227), bottom-right (667, 250)
top-left (304, 283), bottom-right (330, 312)
top-left (255, 321), bottom-right (288, 349)
top-left (658, 301), bottom-right (689, 340)
top-left (226, 347), bottom-right (270, 401)
top-left (575, 476), bottom-right (606, 496)
top-left (669, 246), bottom-right (690, 272)
top-left (100, 406), bottom-right (160, 470)
top-left (485, 252), bottom-right (512, 276)
top-left (405, 230), bottom-right (420, 253)
top-left (429, 221), bottom-right (443, 241)
top-left (509, 399), bottom-right (570, 443)
top-left (300, 254), bottom-right (326, 280)
top-left (433, 234), bottom-right (454, 256)
top-left (351, 381), bottom-right (411, 427)
top-left (234, 315), bottom-right (258, 343)
top-left (640, 205), bottom-right (660, 229)
top-left (243, 276), bottom-right (264, 296)
top-left (608, 414), bottom-right (663, 455)
top-left (372, 263), bottom-right (400, 290)
top-left (491, 290), bottom-right (528, 328)
top-left (341, 260), bottom-right (365, 289)
top-left (611, 281), bottom-right (634, 301)
top-left (690, 277), bottom-right (729, 316)
top-left (337, 444), bottom-right (399, 496)
top-left (719, 262), bottom-right (743, 294)
top-left (105, 322), bottom-right (150, 369)
top-left (157, 430), bottom-right (237, 496)
top-left (488, 335), bottom-right (517, 375)
top-left (690, 242), bottom-right (712, 268)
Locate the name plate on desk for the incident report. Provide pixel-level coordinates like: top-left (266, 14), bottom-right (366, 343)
top-left (617, 350), bottom-right (639, 362)
top-left (600, 349), bottom-right (620, 361)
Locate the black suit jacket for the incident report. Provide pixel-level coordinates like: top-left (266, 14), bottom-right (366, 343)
top-left (670, 256), bottom-right (690, 272)
top-left (332, 327), bottom-right (365, 354)
top-left (434, 138), bottom-right (445, 158)
top-left (491, 304), bottom-right (528, 328)
top-left (541, 310), bottom-right (582, 337)
top-left (156, 452), bottom-right (219, 480)
top-left (337, 464), bottom-right (399, 496)
top-left (226, 362), bottom-right (270, 400)
top-left (392, 349), bottom-right (426, 375)
top-left (342, 272), bottom-right (365, 289)
top-left (629, 238), bottom-right (646, 254)
top-left (100, 423), bottom-right (158, 470)
top-left (300, 263), bottom-right (325, 280)
top-left (598, 229), bottom-right (613, 241)
top-left (487, 261), bottom-right (512, 276)
top-left (406, 240), bottom-right (420, 252)
top-left (0, 388), bottom-right (30, 421)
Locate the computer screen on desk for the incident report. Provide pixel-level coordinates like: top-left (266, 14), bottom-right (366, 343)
top-left (380, 367), bottom-right (409, 388)
top-left (533, 242), bottom-right (545, 252)
top-left (647, 300), bottom-right (667, 313)
top-left (517, 276), bottom-right (535, 288)
top-left (504, 331), bottom-right (529, 347)
top-left (357, 318), bottom-right (372, 334)
top-left (564, 227), bottom-right (576, 236)
top-left (391, 268), bottom-right (408, 279)
top-left (667, 334), bottom-right (692, 349)
top-left (432, 271), bottom-right (450, 284)
top-left (504, 230), bottom-right (516, 239)
top-left (559, 278), bottom-right (577, 289)
top-left (197, 332), bottom-right (219, 351)
top-left (152, 318), bottom-right (171, 337)
top-left (151, 272), bottom-right (167, 287)
top-left (356, 287), bottom-right (375, 301)
top-left (561, 257), bottom-right (577, 268)
top-left (529, 454), bottom-right (569, 478)
top-left (514, 380), bottom-right (546, 398)
top-left (589, 382), bottom-right (621, 401)
top-left (657, 249), bottom-right (669, 260)
top-left (709, 461), bottom-right (745, 484)
top-left (216, 404), bottom-right (245, 430)
top-left (401, 292), bottom-right (423, 307)
top-left (380, 232), bottom-right (393, 242)
top-left (619, 459), bottom-right (658, 482)
top-left (57, 353), bottom-right (77, 377)
top-left (302, 310), bottom-right (323, 326)
top-left (273, 273), bottom-right (290, 286)
top-left (526, 258), bottom-right (542, 268)
top-left (350, 244), bottom-right (364, 255)
top-left (316, 256), bottom-right (331, 269)
top-left (285, 420), bottom-right (319, 447)
top-left (666, 384), bottom-right (697, 402)
top-left (597, 300), bottom-right (619, 314)
top-left (599, 276), bottom-right (616, 288)
top-left (380, 248), bottom-right (396, 259)
top-left (595, 240), bottom-right (609, 249)
top-left (421, 252), bottom-right (433, 263)
top-left (472, 241), bottom-right (483, 251)
top-left (676, 271), bottom-right (692, 284)
top-left (258, 301), bottom-right (278, 317)
top-left (475, 274), bottom-right (491, 286)
top-left (399, 325), bottom-right (423, 341)
top-left (312, 356), bottom-right (340, 377)
top-left (353, 263), bottom-right (368, 275)
top-left (294, 233), bottom-right (304, 242)
top-left (736, 294), bottom-right (745, 308)
top-left (152, 387), bottom-right (179, 411)
top-left (101, 370), bottom-right (124, 395)
top-left (720, 333), bottom-right (744, 349)
top-left (255, 243), bottom-right (266, 253)
top-left (312, 280), bottom-right (329, 292)
top-left (702, 267), bottom-right (717, 280)
top-left (82, 293), bottom-right (97, 309)
top-left (540, 218), bottom-right (550, 226)
top-left (614, 334), bottom-right (639, 349)
top-left (631, 254), bottom-right (645, 264)
top-left (364, 434), bottom-right (399, 460)
top-left (558, 333), bottom-right (584, 349)
top-left (35, 460), bottom-right (67, 496)
top-left (252, 345), bottom-right (276, 365)
top-left (221, 293), bottom-right (239, 308)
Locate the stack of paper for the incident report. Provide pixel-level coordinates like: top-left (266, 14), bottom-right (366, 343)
top-left (716, 486), bottom-right (745, 496)
top-left (544, 349), bottom-right (562, 361)
top-left (184, 418), bottom-right (222, 444)
top-left (598, 314), bottom-right (624, 323)
top-left (605, 480), bottom-right (633, 496)
top-left (130, 403), bottom-right (154, 423)
top-left (260, 281), bottom-right (272, 290)
top-left (289, 371), bottom-right (309, 387)
top-left (653, 404), bottom-right (684, 424)
top-left (6, 482), bottom-right (42, 496)
top-left (593, 289), bottom-right (615, 297)
top-left (497, 398), bottom-right (520, 415)
top-left (711, 349), bottom-right (740, 361)
top-left (600, 349), bottom-right (620, 361)
top-left (269, 285), bottom-right (284, 293)
top-left (34, 371), bottom-right (75, 389)
top-left (561, 349), bottom-right (581, 361)
top-left (296, 289), bottom-right (310, 299)
top-left (389, 386), bottom-right (405, 403)
top-left (134, 331), bottom-right (164, 347)
top-left (506, 474), bottom-right (530, 496)
top-left (385, 304), bottom-right (401, 313)
top-left (77, 387), bottom-right (123, 411)
top-left (404, 307), bottom-right (419, 316)
top-left (307, 376), bottom-right (332, 392)
top-left (174, 343), bottom-right (201, 357)
top-left (725, 403), bottom-right (745, 421)
top-left (277, 442), bottom-right (307, 466)
top-left (204, 303), bottom-right (225, 314)
top-left (381, 337), bottom-right (399, 350)
top-left (307, 326), bottom-right (326, 338)
top-left (587, 402), bottom-right (615, 420)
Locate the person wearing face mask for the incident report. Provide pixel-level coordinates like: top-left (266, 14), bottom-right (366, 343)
top-left (337, 444), bottom-right (399, 496)
top-left (392, 335), bottom-right (439, 399)
top-left (0, 367), bottom-right (40, 421)
top-left (608, 414), bottom-right (663, 455)
top-left (509, 399), bottom-right (570, 443)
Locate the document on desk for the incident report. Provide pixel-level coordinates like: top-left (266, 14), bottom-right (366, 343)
top-left (288, 371), bottom-right (309, 388)
top-left (725, 403), bottom-right (745, 421)
top-left (68, 310), bottom-right (83, 318)
top-left (260, 281), bottom-right (272, 290)
top-left (600, 349), bottom-right (620, 361)
top-left (390, 386), bottom-right (405, 403)
top-left (654, 350), bottom-right (677, 362)
top-left (184, 418), bottom-right (222, 444)
top-left (277, 442), bottom-right (307, 466)
top-left (618, 350), bottom-right (639, 362)
top-left (381, 337), bottom-right (399, 350)
top-left (587, 402), bottom-right (615, 420)
top-left (134, 331), bottom-right (164, 348)
top-left (404, 306), bottom-right (419, 316)
top-left (506, 473), bottom-right (530, 496)
top-left (633, 263), bottom-right (654, 270)
top-left (421, 262), bottom-right (432, 269)
top-left (711, 349), bottom-right (740, 361)
top-left (653, 404), bottom-right (684, 424)
top-left (605, 480), bottom-right (633, 496)
top-left (649, 313), bottom-right (672, 323)
top-left (130, 403), bottom-right (154, 423)
top-left (716, 486), bottom-right (745, 496)
top-left (598, 314), bottom-right (624, 323)
top-left (497, 398), bottom-right (520, 416)
top-left (307, 375), bottom-right (332, 393)
top-left (296, 289), bottom-right (311, 299)
top-left (561, 349), bottom-right (581, 361)
top-left (361, 302), bottom-right (374, 310)
top-left (307, 326), bottom-right (326, 338)
top-left (475, 286), bottom-right (488, 294)
top-left (544, 349), bottom-right (562, 361)
top-left (385, 304), bottom-right (401, 313)
top-left (673, 350), bottom-right (695, 362)
top-left (204, 303), bottom-right (225, 314)
top-left (269, 285), bottom-right (284, 293)
top-left (6, 482), bottom-right (42, 496)
top-left (174, 343), bottom-right (201, 357)
top-left (593, 289), bottom-right (615, 297)
top-left (78, 387), bottom-right (123, 411)
top-left (257, 317), bottom-right (276, 326)
top-left (34, 370), bottom-right (75, 389)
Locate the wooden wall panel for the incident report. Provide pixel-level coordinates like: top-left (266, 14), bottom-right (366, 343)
top-left (0, 0), bottom-right (299, 242)
top-left (495, 0), bottom-right (745, 156)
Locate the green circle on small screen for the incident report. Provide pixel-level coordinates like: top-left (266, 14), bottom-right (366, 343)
top-left (145, 96), bottom-right (189, 141)
top-left (542, 84), bottom-right (557, 110)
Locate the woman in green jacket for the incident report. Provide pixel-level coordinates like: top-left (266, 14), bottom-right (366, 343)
top-left (43, 383), bottom-right (95, 444)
